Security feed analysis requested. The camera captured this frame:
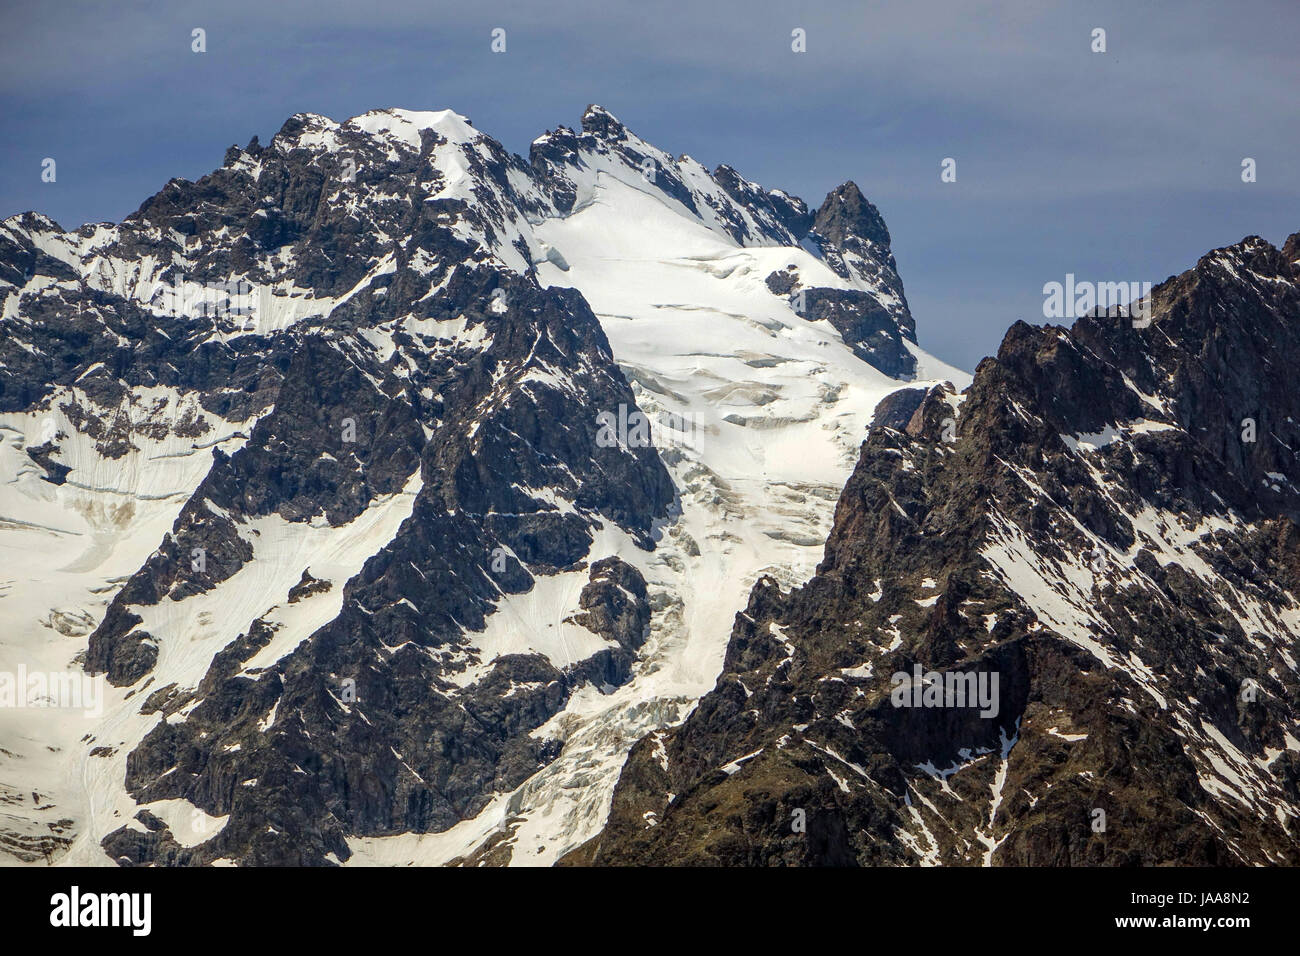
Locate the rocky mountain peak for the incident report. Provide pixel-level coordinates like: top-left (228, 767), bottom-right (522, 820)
top-left (567, 226), bottom-right (1300, 867)
top-left (270, 111), bottom-right (338, 148)
top-left (812, 180), bottom-right (891, 249)
top-left (580, 103), bottom-right (627, 140)
top-left (1283, 231), bottom-right (1300, 264)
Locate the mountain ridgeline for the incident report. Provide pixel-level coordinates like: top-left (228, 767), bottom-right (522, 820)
top-left (564, 232), bottom-right (1300, 866)
top-left (0, 105), bottom-right (932, 866)
top-left (4, 101), bottom-right (1296, 868)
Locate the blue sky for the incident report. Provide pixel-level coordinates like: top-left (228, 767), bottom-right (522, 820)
top-left (3, 0), bottom-right (1297, 371)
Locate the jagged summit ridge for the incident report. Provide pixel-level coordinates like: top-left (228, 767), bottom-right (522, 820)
top-left (568, 231), bottom-right (1300, 867)
top-left (4, 103), bottom-right (919, 376)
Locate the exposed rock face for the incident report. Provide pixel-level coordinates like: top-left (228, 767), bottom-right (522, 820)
top-left (567, 233), bottom-right (1300, 866)
top-left (287, 570), bottom-right (332, 604)
top-left (1, 108), bottom-right (679, 865)
top-left (711, 164), bottom-right (814, 240)
top-left (565, 556), bottom-right (652, 688)
top-left (572, 558), bottom-right (649, 642)
top-left (762, 182), bottom-right (917, 378)
top-left (0, 105), bottom-right (931, 866)
top-left (812, 181), bottom-right (892, 249)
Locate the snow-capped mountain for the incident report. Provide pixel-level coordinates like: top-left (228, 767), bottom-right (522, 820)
top-left (567, 233), bottom-right (1300, 866)
top-left (0, 105), bottom-right (959, 865)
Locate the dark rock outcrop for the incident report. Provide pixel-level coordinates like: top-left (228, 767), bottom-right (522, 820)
top-left (568, 232), bottom-right (1300, 866)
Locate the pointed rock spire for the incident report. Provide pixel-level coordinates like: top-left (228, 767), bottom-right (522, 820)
top-left (812, 181), bottom-right (891, 249)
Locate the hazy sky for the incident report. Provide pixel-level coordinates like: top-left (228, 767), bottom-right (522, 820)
top-left (3, 0), bottom-right (1297, 371)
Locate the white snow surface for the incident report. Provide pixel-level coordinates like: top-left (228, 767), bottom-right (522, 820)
top-left (0, 389), bottom-right (261, 862)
